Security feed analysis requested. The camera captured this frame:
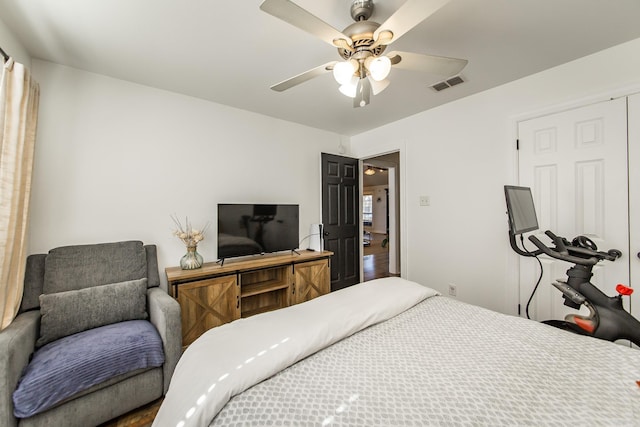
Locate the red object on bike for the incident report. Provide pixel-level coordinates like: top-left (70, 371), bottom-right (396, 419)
top-left (616, 284), bottom-right (634, 296)
top-left (573, 317), bottom-right (596, 333)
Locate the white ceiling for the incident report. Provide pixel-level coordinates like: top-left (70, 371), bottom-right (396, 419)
top-left (2, 0), bottom-right (640, 136)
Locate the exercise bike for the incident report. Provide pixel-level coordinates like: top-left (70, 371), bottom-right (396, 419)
top-left (526, 230), bottom-right (640, 347)
top-left (504, 185), bottom-right (640, 346)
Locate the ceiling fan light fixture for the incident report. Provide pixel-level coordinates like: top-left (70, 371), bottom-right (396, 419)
top-left (368, 76), bottom-right (390, 95)
top-left (339, 76), bottom-right (359, 98)
top-left (333, 60), bottom-right (358, 85)
top-left (367, 56), bottom-right (391, 81)
top-left (339, 84), bottom-right (357, 98)
top-left (364, 166), bottom-right (376, 175)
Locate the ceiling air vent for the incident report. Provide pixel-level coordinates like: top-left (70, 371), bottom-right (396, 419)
top-left (431, 75), bottom-right (465, 92)
top-left (431, 81), bottom-right (450, 92)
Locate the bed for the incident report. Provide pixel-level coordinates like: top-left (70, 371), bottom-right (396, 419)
top-left (153, 277), bottom-right (640, 426)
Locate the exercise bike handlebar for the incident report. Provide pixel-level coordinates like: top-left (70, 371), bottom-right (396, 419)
top-left (527, 230), bottom-right (620, 266)
top-left (529, 235), bottom-right (598, 265)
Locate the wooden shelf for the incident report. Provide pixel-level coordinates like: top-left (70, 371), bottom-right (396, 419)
top-left (241, 279), bottom-right (290, 298)
top-left (242, 304), bottom-right (282, 318)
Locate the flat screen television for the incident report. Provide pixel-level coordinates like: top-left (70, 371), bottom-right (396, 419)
top-left (217, 204), bottom-right (299, 260)
top-left (504, 185), bottom-right (539, 235)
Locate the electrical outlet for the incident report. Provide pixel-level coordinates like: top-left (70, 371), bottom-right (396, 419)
top-left (448, 284), bottom-right (457, 297)
top-left (420, 196), bottom-right (430, 206)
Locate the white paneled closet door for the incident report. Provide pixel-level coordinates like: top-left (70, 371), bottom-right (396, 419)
top-left (629, 93), bottom-right (640, 317)
top-left (517, 98), bottom-right (630, 322)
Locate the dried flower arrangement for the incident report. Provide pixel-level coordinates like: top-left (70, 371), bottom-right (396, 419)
top-left (171, 214), bottom-right (210, 248)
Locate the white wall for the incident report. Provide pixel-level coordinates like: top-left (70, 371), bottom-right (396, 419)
top-left (0, 17), bottom-right (30, 66)
top-left (29, 60), bottom-right (346, 289)
top-left (351, 37), bottom-right (640, 315)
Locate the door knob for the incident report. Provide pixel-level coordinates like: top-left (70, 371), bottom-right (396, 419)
top-left (637, 252), bottom-right (640, 259)
top-left (323, 231), bottom-right (330, 236)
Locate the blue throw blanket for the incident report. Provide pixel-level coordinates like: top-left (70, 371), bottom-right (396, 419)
top-left (13, 320), bottom-right (165, 418)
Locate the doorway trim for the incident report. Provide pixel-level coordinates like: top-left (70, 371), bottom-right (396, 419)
top-left (360, 149), bottom-right (404, 281)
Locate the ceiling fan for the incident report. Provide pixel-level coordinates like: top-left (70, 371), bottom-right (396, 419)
top-left (259, 0), bottom-right (468, 108)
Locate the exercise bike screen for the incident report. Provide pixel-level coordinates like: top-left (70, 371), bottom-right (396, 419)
top-left (504, 185), bottom-right (539, 235)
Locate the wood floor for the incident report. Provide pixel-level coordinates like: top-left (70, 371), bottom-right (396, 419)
top-left (106, 234), bottom-right (394, 426)
top-left (363, 232), bottom-right (398, 281)
top-left (100, 399), bottom-right (161, 427)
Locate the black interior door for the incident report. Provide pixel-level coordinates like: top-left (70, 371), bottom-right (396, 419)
top-left (321, 153), bottom-right (360, 291)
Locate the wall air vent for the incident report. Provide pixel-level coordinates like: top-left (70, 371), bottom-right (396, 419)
top-left (431, 75), bottom-right (465, 91)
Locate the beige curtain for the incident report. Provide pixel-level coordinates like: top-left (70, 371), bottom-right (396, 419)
top-left (0, 58), bottom-right (40, 330)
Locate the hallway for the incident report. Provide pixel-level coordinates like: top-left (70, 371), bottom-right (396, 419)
top-left (363, 232), bottom-right (398, 281)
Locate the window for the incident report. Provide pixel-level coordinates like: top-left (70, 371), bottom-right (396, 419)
top-left (363, 194), bottom-right (373, 225)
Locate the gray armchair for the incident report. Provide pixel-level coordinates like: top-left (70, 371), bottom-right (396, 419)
top-left (0, 241), bottom-right (182, 427)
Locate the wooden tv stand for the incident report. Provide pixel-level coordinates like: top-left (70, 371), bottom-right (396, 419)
top-left (166, 250), bottom-right (333, 347)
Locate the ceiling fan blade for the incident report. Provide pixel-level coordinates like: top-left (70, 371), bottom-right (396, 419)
top-left (260, 0), bottom-right (352, 47)
top-left (270, 61), bottom-right (337, 92)
top-left (374, 0), bottom-right (450, 45)
top-left (387, 51), bottom-right (467, 77)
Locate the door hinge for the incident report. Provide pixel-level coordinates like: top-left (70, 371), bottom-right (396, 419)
top-left (517, 304), bottom-right (521, 316)
top-left (516, 139), bottom-right (520, 150)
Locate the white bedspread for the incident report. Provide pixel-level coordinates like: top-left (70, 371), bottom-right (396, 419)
top-left (153, 277), bottom-right (437, 427)
top-left (211, 290), bottom-right (640, 426)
